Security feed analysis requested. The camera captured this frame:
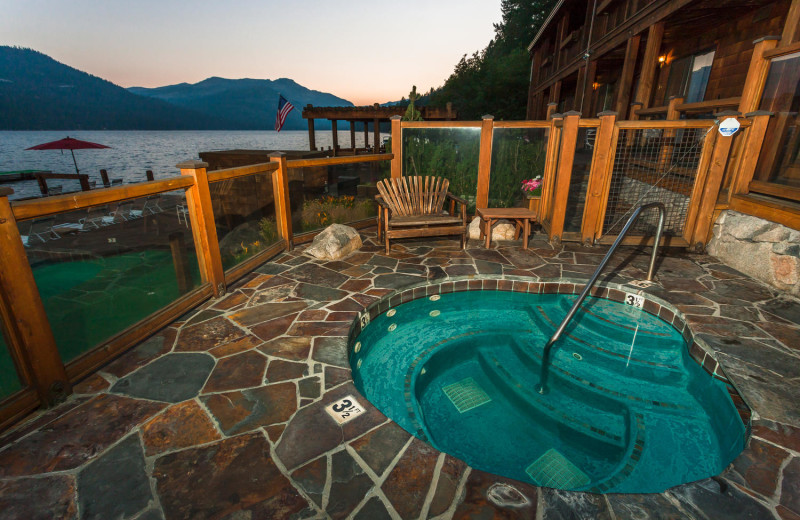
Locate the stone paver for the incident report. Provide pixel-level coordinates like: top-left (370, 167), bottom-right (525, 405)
top-left (77, 434), bottom-right (151, 520)
top-left (110, 352), bottom-right (215, 403)
top-left (0, 230), bottom-right (798, 519)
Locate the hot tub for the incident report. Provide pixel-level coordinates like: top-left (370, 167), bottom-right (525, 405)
top-left (349, 281), bottom-right (748, 494)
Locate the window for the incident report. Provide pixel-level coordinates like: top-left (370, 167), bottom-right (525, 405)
top-left (752, 51), bottom-right (800, 196)
top-left (662, 49), bottom-right (716, 105)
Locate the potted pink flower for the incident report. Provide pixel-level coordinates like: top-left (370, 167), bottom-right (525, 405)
top-left (521, 176), bottom-right (543, 199)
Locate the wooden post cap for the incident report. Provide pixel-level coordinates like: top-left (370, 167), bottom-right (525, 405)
top-left (269, 152), bottom-right (286, 158)
top-left (597, 110), bottom-right (618, 117)
top-left (482, 114), bottom-right (494, 120)
top-left (744, 110), bottom-right (774, 117)
top-left (176, 160), bottom-right (209, 169)
top-left (715, 110), bottom-right (742, 117)
top-left (390, 115), bottom-right (402, 121)
top-left (752, 36), bottom-right (782, 43)
top-left (0, 187), bottom-right (14, 197)
top-left (563, 110), bottom-right (582, 116)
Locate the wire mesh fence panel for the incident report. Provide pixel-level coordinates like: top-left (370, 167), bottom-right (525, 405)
top-left (564, 128), bottom-right (596, 233)
top-left (602, 127), bottom-right (709, 238)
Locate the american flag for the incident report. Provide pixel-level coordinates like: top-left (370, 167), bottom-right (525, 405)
top-left (274, 95), bottom-right (295, 132)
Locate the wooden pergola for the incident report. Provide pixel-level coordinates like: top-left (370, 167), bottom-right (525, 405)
top-left (302, 103), bottom-right (457, 155)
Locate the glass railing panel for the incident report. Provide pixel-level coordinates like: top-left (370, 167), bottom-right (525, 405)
top-left (0, 326), bottom-right (24, 401)
top-left (21, 190), bottom-right (202, 363)
top-left (209, 173), bottom-right (280, 271)
top-left (402, 127), bottom-right (481, 211)
top-left (489, 128), bottom-right (549, 208)
top-left (289, 162), bottom-right (380, 235)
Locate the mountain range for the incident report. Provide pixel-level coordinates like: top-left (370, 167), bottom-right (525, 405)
top-left (129, 77), bottom-right (351, 130)
top-left (0, 46), bottom-right (354, 130)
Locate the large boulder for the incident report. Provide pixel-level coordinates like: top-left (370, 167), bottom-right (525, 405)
top-left (467, 217), bottom-right (517, 241)
top-left (304, 224), bottom-right (362, 261)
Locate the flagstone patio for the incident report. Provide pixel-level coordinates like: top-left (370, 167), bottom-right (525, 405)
top-left (0, 230), bottom-right (798, 519)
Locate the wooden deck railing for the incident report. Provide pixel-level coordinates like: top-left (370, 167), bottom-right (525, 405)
top-left (0, 106), bottom-right (785, 430)
top-left (0, 153), bottom-right (392, 430)
top-left (390, 111), bottom-right (773, 249)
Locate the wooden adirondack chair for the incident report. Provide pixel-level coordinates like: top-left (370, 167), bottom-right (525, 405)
top-left (375, 176), bottom-right (468, 254)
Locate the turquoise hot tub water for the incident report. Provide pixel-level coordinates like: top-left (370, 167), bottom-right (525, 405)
top-left (351, 290), bottom-right (746, 494)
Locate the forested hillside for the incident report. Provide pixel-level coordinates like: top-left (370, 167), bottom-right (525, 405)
top-left (427, 0), bottom-right (557, 120)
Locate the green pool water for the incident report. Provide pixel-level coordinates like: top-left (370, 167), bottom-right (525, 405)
top-left (32, 249), bottom-right (201, 364)
top-left (0, 332), bottom-right (22, 401)
top-left (351, 290), bottom-right (746, 493)
top-left (0, 248), bottom-right (202, 402)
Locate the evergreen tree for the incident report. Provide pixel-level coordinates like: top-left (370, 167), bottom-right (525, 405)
top-left (428, 0), bottom-right (556, 120)
top-left (402, 86), bottom-right (423, 121)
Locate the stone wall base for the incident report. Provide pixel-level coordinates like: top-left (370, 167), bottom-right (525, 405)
top-left (708, 210), bottom-right (800, 295)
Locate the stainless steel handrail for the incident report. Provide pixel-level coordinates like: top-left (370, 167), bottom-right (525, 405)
top-left (536, 202), bottom-right (666, 394)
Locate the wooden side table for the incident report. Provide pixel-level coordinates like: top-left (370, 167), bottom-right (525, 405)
top-left (476, 207), bottom-right (538, 249)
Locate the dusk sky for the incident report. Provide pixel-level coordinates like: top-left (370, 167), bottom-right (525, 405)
top-left (0, 0), bottom-right (502, 105)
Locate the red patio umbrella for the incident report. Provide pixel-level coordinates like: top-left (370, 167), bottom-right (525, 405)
top-left (26, 136), bottom-right (110, 175)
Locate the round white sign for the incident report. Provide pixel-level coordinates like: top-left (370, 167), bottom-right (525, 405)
top-left (718, 117), bottom-right (740, 137)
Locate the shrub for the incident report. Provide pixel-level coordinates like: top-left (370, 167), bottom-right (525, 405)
top-left (299, 196), bottom-right (376, 231)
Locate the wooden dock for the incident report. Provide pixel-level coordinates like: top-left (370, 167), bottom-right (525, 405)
top-left (0, 170), bottom-right (51, 183)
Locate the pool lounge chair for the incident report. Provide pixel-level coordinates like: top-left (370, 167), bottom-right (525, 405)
top-left (27, 216), bottom-right (59, 241)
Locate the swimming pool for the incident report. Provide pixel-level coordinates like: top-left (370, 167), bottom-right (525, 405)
top-left (350, 282), bottom-right (748, 494)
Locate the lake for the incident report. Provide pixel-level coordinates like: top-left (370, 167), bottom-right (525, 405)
top-left (0, 130), bottom-right (388, 199)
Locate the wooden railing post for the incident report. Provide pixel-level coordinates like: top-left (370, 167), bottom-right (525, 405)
top-left (331, 120), bottom-right (339, 157)
top-left (476, 115), bottom-right (494, 210)
top-left (269, 152), bottom-right (294, 251)
top-left (177, 161), bottom-right (226, 297)
top-left (738, 37), bottom-right (781, 114)
top-left (0, 188), bottom-right (69, 405)
top-left (546, 102), bottom-right (559, 120)
top-left (688, 118), bottom-right (739, 249)
top-left (373, 113), bottom-right (381, 154)
top-left (581, 111), bottom-right (618, 245)
top-left (548, 111), bottom-right (581, 245)
top-left (390, 116), bottom-right (402, 179)
top-left (540, 114), bottom-right (564, 229)
top-left (79, 174), bottom-right (91, 191)
top-left (658, 96), bottom-right (685, 166)
top-left (307, 112), bottom-right (317, 152)
top-left (732, 111), bottom-right (773, 195)
top-left (665, 95), bottom-right (684, 121)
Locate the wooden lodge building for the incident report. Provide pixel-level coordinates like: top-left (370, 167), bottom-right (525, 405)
top-left (526, 0), bottom-right (797, 121)
top-left (524, 0), bottom-right (799, 290)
